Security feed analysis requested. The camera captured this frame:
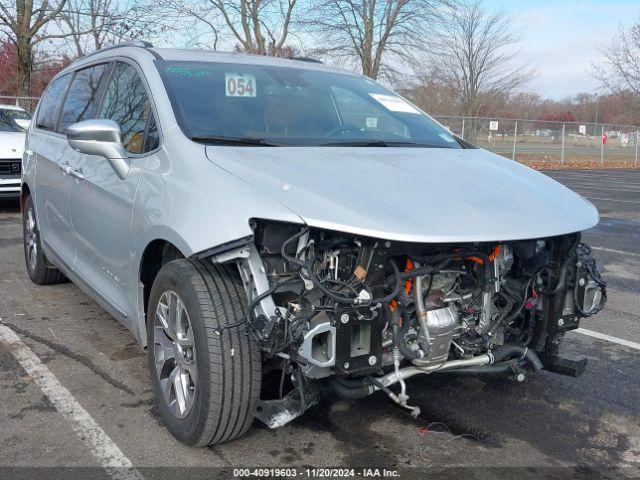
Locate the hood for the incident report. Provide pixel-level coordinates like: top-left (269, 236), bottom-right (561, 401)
top-left (0, 131), bottom-right (26, 159)
top-left (205, 146), bottom-right (599, 243)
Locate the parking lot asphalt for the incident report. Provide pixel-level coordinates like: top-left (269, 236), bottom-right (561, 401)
top-left (0, 168), bottom-right (639, 480)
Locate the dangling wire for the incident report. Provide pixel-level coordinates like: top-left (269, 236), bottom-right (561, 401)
top-left (573, 244), bottom-right (607, 316)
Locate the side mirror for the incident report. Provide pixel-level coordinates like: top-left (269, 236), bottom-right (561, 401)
top-left (15, 119), bottom-right (31, 130)
top-left (66, 119), bottom-right (130, 179)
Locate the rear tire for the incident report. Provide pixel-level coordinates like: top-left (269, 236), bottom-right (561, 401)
top-left (22, 195), bottom-right (66, 285)
top-left (147, 259), bottom-right (261, 446)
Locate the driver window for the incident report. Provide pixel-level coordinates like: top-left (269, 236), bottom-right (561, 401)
top-left (99, 63), bottom-right (155, 154)
top-left (331, 87), bottom-right (408, 138)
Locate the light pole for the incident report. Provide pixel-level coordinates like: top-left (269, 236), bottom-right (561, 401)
top-left (593, 93), bottom-right (599, 137)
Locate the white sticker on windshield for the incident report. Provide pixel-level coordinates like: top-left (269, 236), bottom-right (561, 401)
top-left (366, 117), bottom-right (378, 128)
top-left (225, 73), bottom-right (256, 97)
top-left (369, 93), bottom-right (420, 114)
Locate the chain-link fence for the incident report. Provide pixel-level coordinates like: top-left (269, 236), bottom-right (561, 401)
top-left (2, 95), bottom-right (639, 167)
top-left (434, 116), bottom-right (640, 167)
top-left (0, 95), bottom-right (40, 113)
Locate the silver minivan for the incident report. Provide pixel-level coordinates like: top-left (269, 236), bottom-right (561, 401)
top-left (22, 40), bottom-right (606, 446)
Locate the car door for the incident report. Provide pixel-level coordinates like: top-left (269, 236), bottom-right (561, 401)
top-left (68, 61), bottom-right (160, 321)
top-left (31, 73), bottom-right (76, 267)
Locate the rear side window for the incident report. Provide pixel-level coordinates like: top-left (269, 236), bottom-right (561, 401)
top-left (99, 62), bottom-right (156, 154)
top-left (57, 63), bottom-right (110, 134)
top-left (36, 74), bottom-right (72, 131)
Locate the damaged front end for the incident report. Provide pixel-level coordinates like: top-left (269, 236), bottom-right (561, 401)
top-left (205, 220), bottom-right (607, 428)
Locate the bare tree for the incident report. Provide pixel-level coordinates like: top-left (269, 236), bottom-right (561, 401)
top-left (594, 18), bottom-right (640, 105)
top-left (204, 0), bottom-right (298, 55)
top-left (307, 0), bottom-right (448, 80)
top-left (423, 0), bottom-right (533, 122)
top-left (57, 0), bottom-right (165, 57)
top-left (58, 0), bottom-right (114, 56)
top-left (0, 0), bottom-right (68, 98)
top-left (160, 0), bottom-right (221, 50)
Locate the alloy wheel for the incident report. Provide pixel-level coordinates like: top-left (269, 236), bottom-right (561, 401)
top-left (25, 208), bottom-right (38, 273)
top-left (154, 290), bottom-right (197, 419)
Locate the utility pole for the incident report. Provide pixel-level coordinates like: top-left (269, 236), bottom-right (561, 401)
top-left (512, 121), bottom-right (518, 161)
top-left (600, 125), bottom-right (605, 166)
top-left (561, 123), bottom-right (566, 164)
top-left (593, 93), bottom-right (599, 137)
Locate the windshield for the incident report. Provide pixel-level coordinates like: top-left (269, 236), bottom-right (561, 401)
top-left (0, 108), bottom-right (31, 132)
top-left (158, 61), bottom-right (462, 148)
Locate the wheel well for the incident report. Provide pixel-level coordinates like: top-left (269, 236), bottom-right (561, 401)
top-left (20, 182), bottom-right (31, 211)
top-left (139, 240), bottom-right (184, 320)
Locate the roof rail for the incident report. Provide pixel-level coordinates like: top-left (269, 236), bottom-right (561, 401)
top-left (82, 40), bottom-right (154, 59)
top-left (291, 57), bottom-right (323, 64)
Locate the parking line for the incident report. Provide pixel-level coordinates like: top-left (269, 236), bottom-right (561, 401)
top-left (545, 172), bottom-right (640, 180)
top-left (560, 184), bottom-right (640, 193)
top-left (575, 328), bottom-right (640, 351)
top-left (554, 182), bottom-right (640, 189)
top-left (548, 171), bottom-right (640, 175)
top-left (591, 246), bottom-right (640, 258)
top-left (575, 195), bottom-right (640, 204)
top-left (552, 178), bottom-right (640, 186)
top-left (548, 174), bottom-right (640, 182)
top-left (547, 170), bottom-right (640, 175)
top-left (0, 324), bottom-right (144, 480)
top-left (550, 173), bottom-right (640, 181)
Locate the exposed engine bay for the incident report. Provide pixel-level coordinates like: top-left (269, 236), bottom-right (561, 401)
top-left (211, 220), bottom-right (607, 428)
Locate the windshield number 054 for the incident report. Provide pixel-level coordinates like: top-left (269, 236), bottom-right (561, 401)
top-left (225, 73), bottom-right (256, 97)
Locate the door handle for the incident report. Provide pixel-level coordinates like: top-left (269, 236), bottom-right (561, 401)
top-left (59, 163), bottom-right (84, 179)
top-left (68, 167), bottom-right (84, 180)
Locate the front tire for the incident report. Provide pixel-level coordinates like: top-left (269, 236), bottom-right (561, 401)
top-left (147, 259), bottom-right (261, 446)
top-left (22, 195), bottom-right (66, 285)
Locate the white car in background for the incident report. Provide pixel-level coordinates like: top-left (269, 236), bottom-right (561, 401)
top-left (0, 104), bottom-right (31, 199)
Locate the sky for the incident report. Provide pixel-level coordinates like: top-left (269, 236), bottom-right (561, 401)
top-left (483, 0), bottom-right (640, 99)
top-left (163, 0), bottom-right (639, 101)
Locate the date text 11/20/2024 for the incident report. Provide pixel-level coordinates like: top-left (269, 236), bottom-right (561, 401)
top-left (233, 468), bottom-right (400, 477)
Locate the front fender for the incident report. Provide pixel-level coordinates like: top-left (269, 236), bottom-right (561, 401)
top-left (128, 133), bottom-right (303, 344)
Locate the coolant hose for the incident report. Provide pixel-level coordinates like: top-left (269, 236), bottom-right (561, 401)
top-left (384, 304), bottom-right (423, 360)
top-left (491, 344), bottom-right (526, 362)
top-left (525, 349), bottom-right (544, 371)
top-left (393, 324), bottom-right (423, 360)
top-left (492, 344), bottom-right (543, 371)
top-left (370, 259), bottom-right (402, 304)
top-left (325, 377), bottom-right (372, 400)
top-left (439, 363), bottom-right (515, 375)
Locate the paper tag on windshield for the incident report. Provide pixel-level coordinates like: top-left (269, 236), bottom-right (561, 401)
top-left (369, 93), bottom-right (420, 114)
top-left (366, 117), bottom-right (378, 128)
top-left (225, 73), bottom-right (256, 97)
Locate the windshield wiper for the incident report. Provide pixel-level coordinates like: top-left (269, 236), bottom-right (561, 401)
top-left (190, 135), bottom-right (282, 146)
top-left (319, 140), bottom-right (451, 148)
top-left (319, 140), bottom-right (391, 147)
